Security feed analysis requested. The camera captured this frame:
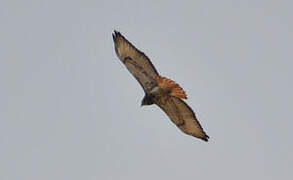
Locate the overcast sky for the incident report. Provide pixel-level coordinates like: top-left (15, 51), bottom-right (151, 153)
top-left (1, 0), bottom-right (292, 179)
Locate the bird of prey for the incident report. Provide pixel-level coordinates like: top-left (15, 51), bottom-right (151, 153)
top-left (112, 30), bottom-right (209, 141)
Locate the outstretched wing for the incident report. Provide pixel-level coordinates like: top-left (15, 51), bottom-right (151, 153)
top-left (112, 31), bottom-right (159, 93)
top-left (155, 97), bottom-right (209, 141)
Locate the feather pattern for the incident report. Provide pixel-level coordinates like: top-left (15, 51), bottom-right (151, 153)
top-left (112, 31), bottom-right (159, 93)
top-left (113, 30), bottom-right (209, 141)
top-left (155, 97), bottom-right (209, 141)
top-left (156, 76), bottom-right (187, 99)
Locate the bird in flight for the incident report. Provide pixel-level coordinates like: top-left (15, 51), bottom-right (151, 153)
top-left (112, 31), bottom-right (209, 141)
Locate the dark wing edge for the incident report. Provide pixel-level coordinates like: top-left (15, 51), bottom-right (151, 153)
top-left (112, 30), bottom-right (159, 75)
top-left (155, 97), bottom-right (209, 141)
top-left (112, 30), bottom-right (159, 92)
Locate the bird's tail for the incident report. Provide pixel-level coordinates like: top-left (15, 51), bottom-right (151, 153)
top-left (156, 76), bottom-right (187, 99)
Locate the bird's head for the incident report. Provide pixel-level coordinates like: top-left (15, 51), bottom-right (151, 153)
top-left (141, 95), bottom-right (154, 107)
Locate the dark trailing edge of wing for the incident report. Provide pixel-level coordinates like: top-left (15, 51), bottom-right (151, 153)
top-left (179, 99), bottom-right (209, 141)
top-left (112, 31), bottom-right (119, 56)
top-left (112, 30), bottom-right (160, 75)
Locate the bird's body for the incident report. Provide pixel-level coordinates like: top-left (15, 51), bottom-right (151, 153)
top-left (142, 85), bottom-right (170, 107)
top-left (112, 30), bottom-right (209, 141)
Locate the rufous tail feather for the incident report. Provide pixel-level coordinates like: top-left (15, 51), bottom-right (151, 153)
top-left (156, 76), bottom-right (187, 99)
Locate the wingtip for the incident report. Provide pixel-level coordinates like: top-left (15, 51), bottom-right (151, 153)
top-left (112, 30), bottom-right (124, 43)
top-left (112, 30), bottom-right (121, 43)
top-left (113, 30), bottom-right (121, 36)
top-left (201, 134), bottom-right (210, 142)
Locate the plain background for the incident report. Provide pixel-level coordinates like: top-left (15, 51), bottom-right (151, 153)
top-left (1, 0), bottom-right (292, 179)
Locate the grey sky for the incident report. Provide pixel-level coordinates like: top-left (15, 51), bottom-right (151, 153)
top-left (1, 0), bottom-right (292, 179)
